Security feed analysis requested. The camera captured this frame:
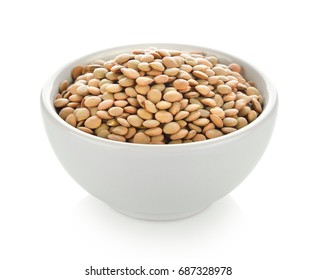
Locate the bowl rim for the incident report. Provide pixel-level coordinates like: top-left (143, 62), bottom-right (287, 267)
top-left (41, 43), bottom-right (278, 149)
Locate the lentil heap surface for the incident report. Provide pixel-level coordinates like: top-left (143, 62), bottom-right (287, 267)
top-left (54, 47), bottom-right (264, 144)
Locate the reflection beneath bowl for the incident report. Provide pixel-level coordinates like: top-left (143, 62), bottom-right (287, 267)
top-left (70, 195), bottom-right (245, 261)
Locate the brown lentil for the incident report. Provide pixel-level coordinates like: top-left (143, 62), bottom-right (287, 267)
top-left (150, 62), bottom-right (165, 71)
top-left (246, 86), bottom-right (259, 96)
top-left (210, 114), bottom-right (224, 128)
top-left (96, 129), bottom-right (110, 138)
top-left (106, 84), bottom-right (122, 93)
top-left (108, 134), bottom-right (126, 142)
top-left (185, 111), bottom-right (201, 122)
top-left (175, 110), bottom-right (190, 120)
top-left (78, 127), bottom-right (94, 134)
top-left (72, 66), bottom-right (83, 80)
top-left (192, 134), bottom-right (206, 142)
top-left (238, 106), bottom-right (251, 117)
top-left (125, 127), bottom-right (137, 139)
top-left (108, 107), bottom-right (123, 117)
top-left (169, 102), bottom-right (181, 115)
top-left (66, 113), bottom-right (76, 127)
top-left (54, 98), bottom-right (69, 108)
top-left (223, 117), bottom-right (238, 127)
top-left (221, 127), bottom-right (237, 134)
top-left (185, 104), bottom-right (200, 112)
top-left (98, 99), bottom-right (114, 110)
top-left (156, 100), bottom-right (172, 110)
top-left (95, 124), bottom-right (109, 135)
top-left (185, 130), bottom-right (197, 139)
top-left (59, 107), bottom-right (74, 120)
top-left (136, 77), bottom-right (153, 86)
top-left (143, 119), bottom-right (160, 128)
top-left (137, 108), bottom-right (153, 120)
top-left (154, 75), bottom-right (169, 83)
top-left (224, 108), bottom-right (239, 117)
top-left (151, 134), bottom-right (164, 143)
top-left (96, 110), bottom-right (111, 120)
top-left (127, 115), bottom-right (143, 127)
top-left (248, 110), bottom-right (258, 122)
top-left (205, 129), bottom-right (223, 139)
top-left (236, 117), bottom-right (248, 129)
top-left (144, 100), bottom-right (158, 113)
top-left (155, 110), bottom-right (173, 123)
top-left (193, 71), bottom-right (208, 80)
top-left (87, 86), bottom-right (100, 95)
top-left (201, 98), bottom-right (217, 107)
top-left (144, 127), bottom-right (163, 137)
top-left (75, 108), bottom-right (90, 121)
top-left (163, 122), bottom-right (181, 134)
top-left (133, 132), bottom-right (151, 144)
top-left (170, 129), bottom-right (188, 140)
top-left (117, 117), bottom-right (130, 127)
top-left (173, 79), bottom-right (189, 90)
top-left (121, 68), bottom-right (140, 79)
top-left (147, 89), bottom-right (162, 104)
top-left (84, 96), bottom-right (102, 108)
top-left (193, 118), bottom-right (210, 126)
top-left (217, 85), bottom-right (232, 94)
top-left (228, 63), bottom-right (241, 73)
top-left (203, 123), bottom-right (216, 133)
top-left (112, 126), bottom-right (128, 136)
top-left (84, 116), bottom-right (101, 129)
top-left (162, 57), bottom-right (178, 68)
top-left (163, 91), bottom-right (182, 102)
top-left (251, 98), bottom-right (263, 113)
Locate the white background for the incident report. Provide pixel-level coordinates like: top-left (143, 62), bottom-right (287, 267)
top-left (1, 0), bottom-right (316, 279)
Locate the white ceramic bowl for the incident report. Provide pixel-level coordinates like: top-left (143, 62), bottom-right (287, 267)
top-left (41, 44), bottom-right (278, 220)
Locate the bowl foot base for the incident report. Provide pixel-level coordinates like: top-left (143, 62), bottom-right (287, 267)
top-left (109, 204), bottom-right (211, 221)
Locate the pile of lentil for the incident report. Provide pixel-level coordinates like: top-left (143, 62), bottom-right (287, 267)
top-left (54, 47), bottom-right (263, 144)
